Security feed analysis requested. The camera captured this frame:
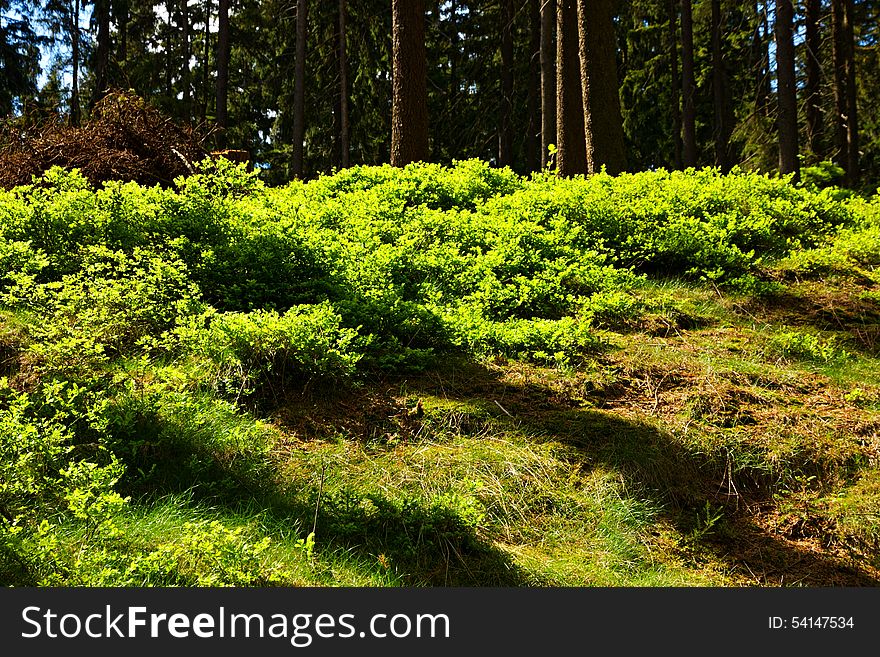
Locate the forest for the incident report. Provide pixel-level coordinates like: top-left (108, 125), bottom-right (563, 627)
top-left (0, 2), bottom-right (878, 588)
top-left (1, 0), bottom-right (879, 186)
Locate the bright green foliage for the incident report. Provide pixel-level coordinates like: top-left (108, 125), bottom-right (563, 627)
top-left (768, 330), bottom-right (849, 364)
top-left (4, 246), bottom-right (201, 376)
top-left (173, 303), bottom-right (363, 395)
top-left (0, 387), bottom-right (70, 522)
top-left (0, 161), bottom-right (860, 359)
top-left (120, 520), bottom-right (285, 587)
top-left (0, 160), bottom-right (877, 586)
top-left (776, 219), bottom-right (880, 281)
top-left (0, 159), bottom-right (867, 376)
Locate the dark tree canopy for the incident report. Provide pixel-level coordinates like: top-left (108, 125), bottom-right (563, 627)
top-left (2, 0), bottom-right (880, 187)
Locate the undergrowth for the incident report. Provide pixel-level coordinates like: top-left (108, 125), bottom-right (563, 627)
top-left (1, 160), bottom-right (878, 586)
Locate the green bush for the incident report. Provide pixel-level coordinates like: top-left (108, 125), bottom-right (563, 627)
top-left (0, 161), bottom-right (871, 375)
top-left (0, 388), bottom-right (70, 522)
top-left (120, 520), bottom-right (287, 586)
top-left (800, 161), bottom-right (846, 191)
top-left (173, 301), bottom-right (363, 395)
top-left (4, 246), bottom-right (201, 376)
top-left (768, 329), bottom-right (849, 363)
top-left (775, 225), bottom-right (880, 279)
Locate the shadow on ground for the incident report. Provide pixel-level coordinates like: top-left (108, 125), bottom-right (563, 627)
top-left (378, 358), bottom-right (880, 586)
top-left (105, 389), bottom-right (536, 586)
top-left (107, 354), bottom-right (879, 587)
top-left (745, 282), bottom-right (880, 356)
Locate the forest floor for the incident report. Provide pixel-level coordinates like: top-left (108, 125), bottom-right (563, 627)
top-left (262, 274), bottom-right (880, 586)
top-left (3, 163), bottom-right (878, 587)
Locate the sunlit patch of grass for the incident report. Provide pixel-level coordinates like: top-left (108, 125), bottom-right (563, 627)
top-left (633, 278), bottom-right (740, 332)
top-left (271, 404), bottom-right (744, 586)
top-left (820, 470), bottom-right (880, 568)
top-left (28, 496), bottom-right (402, 587)
top-left (120, 498), bottom-right (402, 586)
top-left (813, 357), bottom-right (880, 388)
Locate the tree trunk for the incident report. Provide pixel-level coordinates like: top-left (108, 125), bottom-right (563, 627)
top-left (751, 2), bottom-right (769, 119)
top-left (761, 1), bottom-right (772, 114)
top-left (540, 0), bottom-right (556, 169)
top-left (775, 0), bottom-right (799, 179)
top-left (711, 0), bottom-right (730, 171)
top-left (450, 0), bottom-right (459, 101)
top-left (804, 0), bottom-right (822, 157)
top-left (498, 0), bottom-right (514, 167)
top-left (91, 0), bottom-right (111, 109)
top-left (202, 0), bottom-right (210, 123)
top-left (669, 0), bottom-right (682, 170)
top-left (70, 0), bottom-right (81, 126)
top-left (114, 0), bottom-right (127, 68)
top-left (832, 0), bottom-right (847, 173)
top-left (831, 0), bottom-right (859, 183)
top-left (527, 0), bottom-right (541, 172)
top-left (216, 0), bottom-right (230, 148)
top-left (181, 0), bottom-right (191, 120)
top-left (832, 0), bottom-right (859, 185)
top-left (338, 0), bottom-right (350, 169)
top-left (843, 0), bottom-right (859, 185)
top-left (391, 0), bottom-right (429, 166)
top-left (556, 0), bottom-right (586, 176)
top-left (291, 0), bottom-right (308, 177)
top-left (577, 0), bottom-right (626, 175)
top-left (681, 0), bottom-right (696, 167)
top-left (165, 0), bottom-right (174, 101)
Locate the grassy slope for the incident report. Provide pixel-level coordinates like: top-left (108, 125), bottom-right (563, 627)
top-left (1, 162), bottom-right (878, 586)
top-left (263, 274), bottom-right (880, 586)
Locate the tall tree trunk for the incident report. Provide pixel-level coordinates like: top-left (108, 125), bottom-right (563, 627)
top-left (450, 0), bottom-right (459, 101)
top-left (338, 0), bottom-right (350, 169)
top-left (577, 0), bottom-right (626, 175)
top-left (216, 0), bottom-right (230, 148)
top-left (711, 0), bottom-right (730, 171)
top-left (201, 0), bottom-right (212, 122)
top-left (833, 0), bottom-right (859, 185)
top-left (498, 0), bottom-right (514, 167)
top-left (556, 0), bottom-right (586, 176)
top-left (114, 0), bottom-right (127, 69)
top-left (391, 0), bottom-right (429, 166)
top-left (70, 0), bottom-right (81, 126)
top-left (291, 0), bottom-right (308, 177)
top-left (91, 0), bottom-right (111, 109)
top-left (681, 0), bottom-right (696, 167)
top-left (761, 1), bottom-right (772, 114)
top-left (202, 0), bottom-right (210, 123)
top-left (751, 1), bottom-right (769, 119)
top-left (831, 0), bottom-right (859, 187)
top-left (165, 0), bottom-right (174, 101)
top-left (843, 0), bottom-right (859, 185)
top-left (669, 0), bottom-right (682, 170)
top-left (540, 0), bottom-right (556, 169)
top-left (804, 0), bottom-right (822, 157)
top-left (775, 0), bottom-right (799, 179)
top-left (832, 0), bottom-right (847, 173)
top-left (527, 0), bottom-right (541, 172)
top-left (181, 0), bottom-right (191, 120)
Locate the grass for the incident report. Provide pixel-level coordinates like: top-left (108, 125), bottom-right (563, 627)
top-left (2, 163), bottom-right (879, 587)
top-left (4, 264), bottom-right (879, 587)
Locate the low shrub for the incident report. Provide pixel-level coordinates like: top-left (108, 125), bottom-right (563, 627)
top-left (172, 302), bottom-right (363, 395)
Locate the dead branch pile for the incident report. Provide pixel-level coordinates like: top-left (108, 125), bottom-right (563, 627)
top-left (0, 91), bottom-right (209, 189)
